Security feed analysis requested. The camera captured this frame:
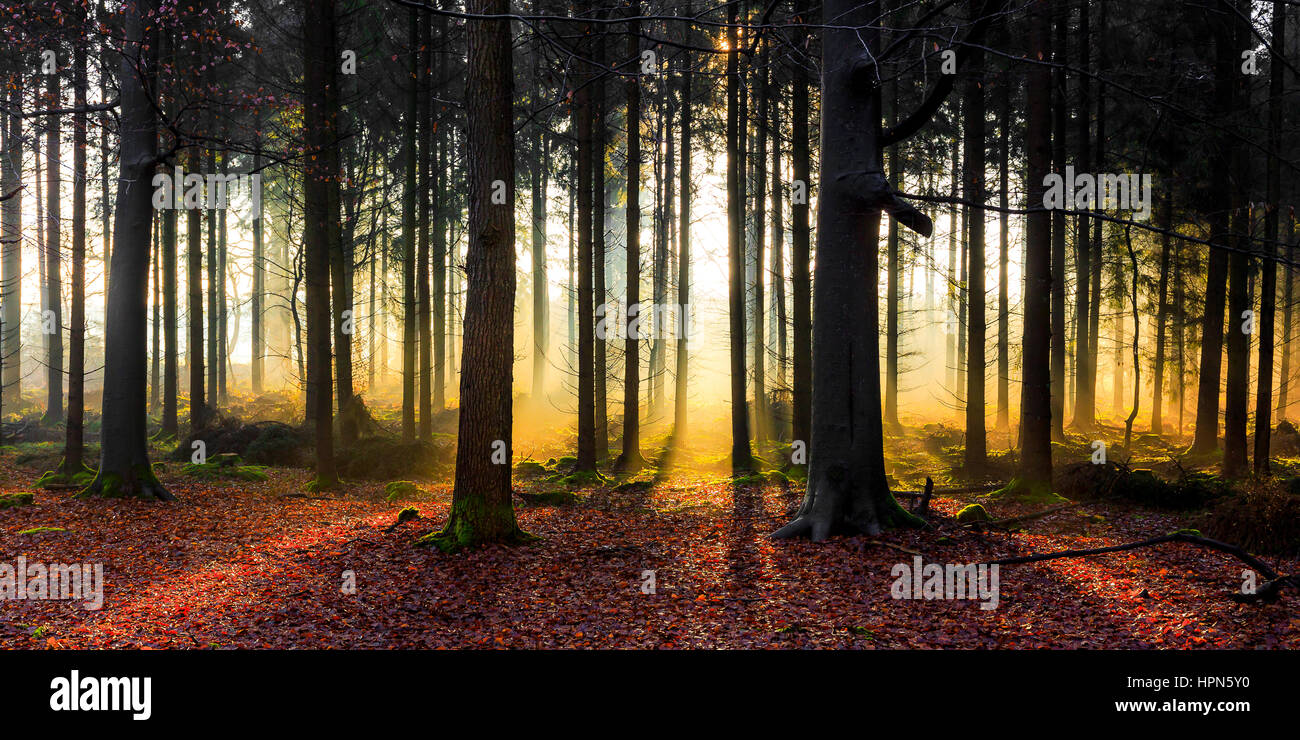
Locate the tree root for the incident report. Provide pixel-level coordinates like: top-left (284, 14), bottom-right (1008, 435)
top-left (985, 532), bottom-right (1294, 603)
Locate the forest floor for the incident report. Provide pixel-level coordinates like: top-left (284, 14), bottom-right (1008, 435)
top-left (1, 411), bottom-right (1298, 649)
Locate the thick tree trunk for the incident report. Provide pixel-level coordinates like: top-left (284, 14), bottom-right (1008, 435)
top-left (1221, 2), bottom-right (1251, 475)
top-left (302, 0), bottom-right (340, 489)
top-left (774, 0), bottom-right (931, 540)
top-left (81, 0), bottom-right (171, 501)
top-left (1191, 5), bottom-right (1237, 456)
top-left (1012, 0), bottom-right (1053, 494)
top-left (420, 0), bottom-right (527, 550)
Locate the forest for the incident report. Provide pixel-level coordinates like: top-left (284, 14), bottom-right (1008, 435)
top-left (0, 0), bottom-right (1297, 654)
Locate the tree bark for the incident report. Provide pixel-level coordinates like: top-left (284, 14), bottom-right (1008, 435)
top-left (81, 0), bottom-right (171, 500)
top-left (420, 0), bottom-right (527, 551)
top-left (302, 0), bottom-right (340, 488)
top-left (616, 3), bottom-right (646, 472)
top-left (963, 21), bottom-right (986, 471)
top-left (774, 0), bottom-right (932, 540)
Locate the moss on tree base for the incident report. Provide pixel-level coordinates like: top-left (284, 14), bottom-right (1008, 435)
top-left (77, 463), bottom-right (173, 501)
top-left (415, 502), bottom-right (538, 553)
top-left (989, 477), bottom-right (1069, 505)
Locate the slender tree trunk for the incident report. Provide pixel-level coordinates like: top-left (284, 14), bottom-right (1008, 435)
top-left (675, 7), bottom-right (692, 438)
top-left (44, 66), bottom-right (64, 426)
top-left (151, 217), bottom-right (160, 411)
top-left (414, 12), bottom-right (433, 441)
top-left (996, 60), bottom-right (1010, 432)
top-left (789, 0), bottom-right (813, 452)
top-left (1049, 1), bottom-right (1066, 440)
top-left (592, 21), bottom-right (608, 461)
top-left (401, 10), bottom-right (419, 441)
top-left (1279, 213), bottom-right (1294, 421)
top-left (1254, 0), bottom-right (1285, 472)
top-left (964, 26), bottom-right (986, 470)
top-left (1072, 0), bottom-right (1093, 431)
top-left (65, 19), bottom-right (88, 476)
top-left (616, 3), bottom-right (646, 472)
top-left (187, 147), bottom-right (205, 430)
top-left (574, 7), bottom-right (597, 473)
top-left (1152, 193), bottom-right (1173, 434)
top-left (1, 78), bottom-right (22, 410)
top-left (884, 53), bottom-right (901, 430)
top-left (725, 0), bottom-right (752, 472)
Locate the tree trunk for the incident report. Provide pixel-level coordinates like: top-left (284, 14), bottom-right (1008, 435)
top-left (1152, 193), bottom-right (1173, 434)
top-left (1221, 2), bottom-right (1250, 475)
top-left (725, 0), bottom-right (752, 472)
top-left (789, 0), bottom-right (813, 452)
top-left (65, 18), bottom-right (88, 476)
top-left (1012, 0), bottom-right (1053, 494)
top-left (675, 7), bottom-right (692, 438)
top-left (187, 147), bottom-right (205, 431)
top-left (1254, 0), bottom-right (1285, 472)
top-left (1191, 3), bottom-right (1236, 456)
top-left (616, 3), bottom-right (646, 472)
top-left (574, 7), bottom-right (597, 473)
top-left (996, 57), bottom-right (1010, 432)
top-left (302, 0), bottom-right (340, 488)
top-left (81, 0), bottom-right (171, 500)
top-left (401, 9), bottom-right (419, 441)
top-left (416, 11), bottom-right (433, 441)
top-left (774, 0), bottom-right (932, 540)
top-left (1072, 0), bottom-right (1093, 431)
top-left (44, 65), bottom-right (64, 426)
top-left (2, 80), bottom-right (21, 410)
top-left (592, 19), bottom-right (608, 462)
top-left (963, 27), bottom-right (986, 471)
top-left (1049, 1), bottom-right (1067, 441)
top-left (420, 0), bottom-right (527, 550)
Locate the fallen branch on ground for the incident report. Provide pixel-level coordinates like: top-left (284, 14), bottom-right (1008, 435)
top-left (986, 532), bottom-right (1296, 603)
